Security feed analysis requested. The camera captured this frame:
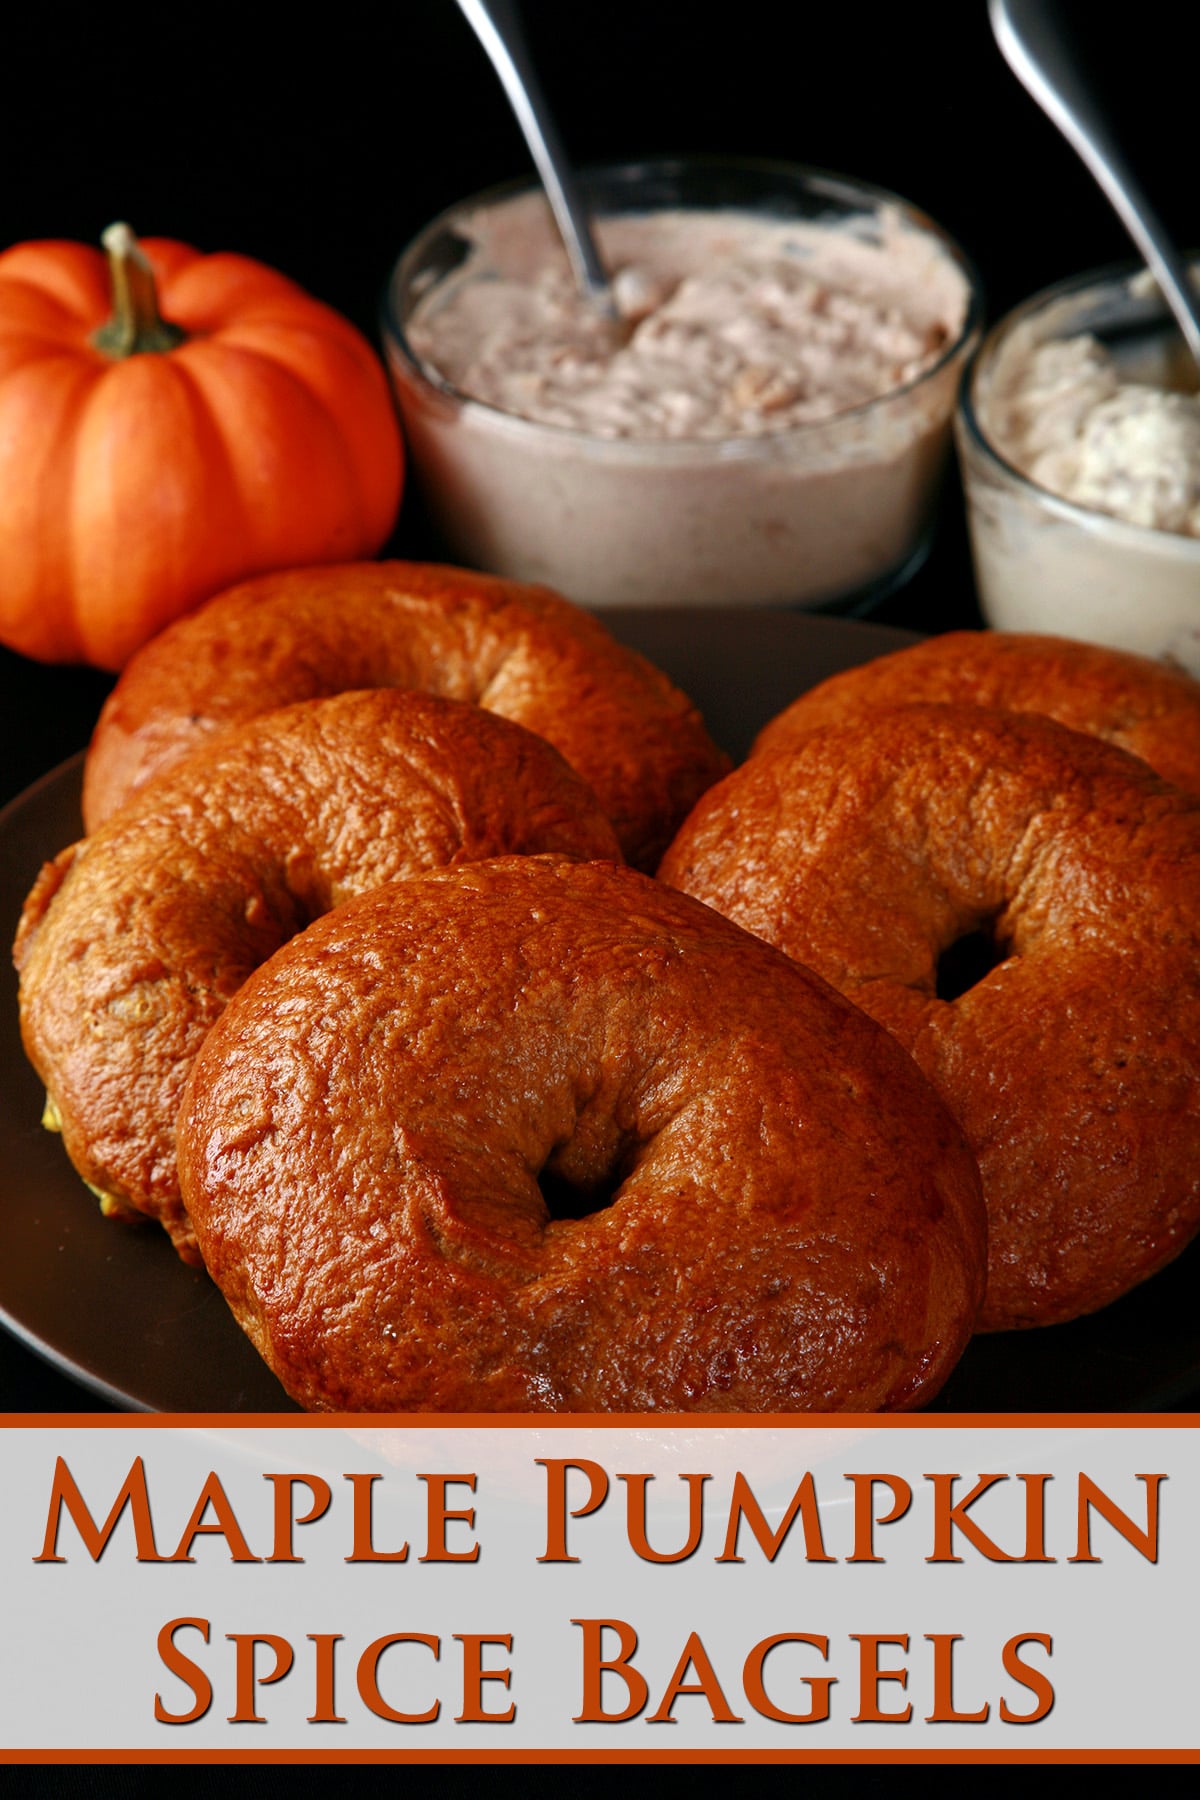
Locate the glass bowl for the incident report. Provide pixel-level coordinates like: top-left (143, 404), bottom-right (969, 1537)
top-left (383, 157), bottom-right (981, 611)
top-left (957, 260), bottom-right (1200, 672)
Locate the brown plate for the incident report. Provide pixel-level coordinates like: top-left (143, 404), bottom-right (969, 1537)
top-left (3, 608), bottom-right (1198, 1412)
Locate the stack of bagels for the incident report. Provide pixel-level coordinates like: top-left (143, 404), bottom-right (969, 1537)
top-left (14, 565), bottom-right (1200, 1411)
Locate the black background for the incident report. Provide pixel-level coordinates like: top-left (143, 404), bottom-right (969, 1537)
top-left (2, 0), bottom-right (1194, 798)
top-left (0, 0), bottom-right (1196, 1415)
top-left (6, 0), bottom-right (1192, 330)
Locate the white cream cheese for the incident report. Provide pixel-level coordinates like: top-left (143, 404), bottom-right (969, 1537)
top-left (987, 331), bottom-right (1200, 537)
top-left (959, 271), bottom-right (1200, 675)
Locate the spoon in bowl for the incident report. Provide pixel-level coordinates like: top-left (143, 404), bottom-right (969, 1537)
top-left (990, 0), bottom-right (1200, 369)
top-left (456, 0), bottom-right (619, 320)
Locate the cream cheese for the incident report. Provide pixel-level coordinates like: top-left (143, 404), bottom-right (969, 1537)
top-left (986, 331), bottom-right (1200, 537)
top-left (408, 201), bottom-right (966, 442)
top-left (389, 183), bottom-right (976, 609)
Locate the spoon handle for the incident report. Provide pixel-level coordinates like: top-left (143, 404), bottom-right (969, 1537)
top-left (990, 0), bottom-right (1200, 367)
top-left (456, 0), bottom-right (616, 313)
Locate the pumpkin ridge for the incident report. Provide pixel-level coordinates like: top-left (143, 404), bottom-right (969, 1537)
top-left (200, 327), bottom-right (402, 541)
top-left (206, 313), bottom-right (397, 384)
top-left (0, 341), bottom-right (99, 385)
top-left (10, 358), bottom-right (100, 662)
top-left (169, 337), bottom-right (367, 565)
top-left (0, 243), bottom-right (112, 322)
top-left (244, 322), bottom-right (402, 532)
top-left (0, 278), bottom-right (98, 336)
top-left (137, 346), bottom-right (259, 569)
top-left (67, 354), bottom-right (244, 667)
top-left (154, 250), bottom-right (315, 315)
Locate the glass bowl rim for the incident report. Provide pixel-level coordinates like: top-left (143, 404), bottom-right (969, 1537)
top-left (381, 153), bottom-right (985, 461)
top-left (957, 252), bottom-right (1200, 558)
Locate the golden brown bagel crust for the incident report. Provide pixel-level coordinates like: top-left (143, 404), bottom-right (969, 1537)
top-left (660, 704), bottom-right (1200, 1332)
top-left (82, 561), bottom-right (728, 870)
top-left (754, 630), bottom-right (1200, 794)
top-left (15, 691), bottom-right (620, 1262)
top-left (176, 858), bottom-right (986, 1413)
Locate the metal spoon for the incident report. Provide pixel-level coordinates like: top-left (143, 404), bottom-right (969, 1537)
top-left (990, 0), bottom-right (1200, 368)
top-left (456, 0), bottom-right (618, 318)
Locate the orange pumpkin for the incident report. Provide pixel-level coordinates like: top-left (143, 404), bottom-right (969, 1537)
top-left (0, 224), bottom-right (405, 668)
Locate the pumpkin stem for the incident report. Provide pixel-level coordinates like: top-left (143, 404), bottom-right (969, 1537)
top-left (92, 222), bottom-right (187, 358)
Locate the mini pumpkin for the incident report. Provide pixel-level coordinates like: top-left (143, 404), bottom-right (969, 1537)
top-left (0, 224), bottom-right (405, 668)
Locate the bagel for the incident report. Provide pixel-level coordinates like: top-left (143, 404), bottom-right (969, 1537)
top-left (659, 704), bottom-right (1200, 1331)
top-left (753, 629), bottom-right (1200, 794)
top-left (82, 560), bottom-right (729, 870)
top-left (14, 690), bottom-right (620, 1262)
top-left (175, 858), bottom-right (986, 1412)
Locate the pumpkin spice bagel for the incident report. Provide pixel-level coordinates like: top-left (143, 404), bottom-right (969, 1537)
top-left (82, 560), bottom-right (729, 870)
top-left (753, 629), bottom-right (1200, 794)
top-left (176, 858), bottom-right (986, 1413)
top-left (14, 690), bottom-right (619, 1262)
top-left (660, 704), bottom-right (1200, 1332)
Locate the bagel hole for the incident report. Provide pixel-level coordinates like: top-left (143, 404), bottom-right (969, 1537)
top-left (538, 1133), bottom-right (637, 1222)
top-left (936, 924), bottom-right (1007, 1002)
top-left (537, 1168), bottom-right (618, 1221)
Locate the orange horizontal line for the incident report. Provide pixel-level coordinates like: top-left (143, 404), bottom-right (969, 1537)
top-left (2, 1412), bottom-right (1198, 1430)
top-left (3, 1748), bottom-right (1197, 1764)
